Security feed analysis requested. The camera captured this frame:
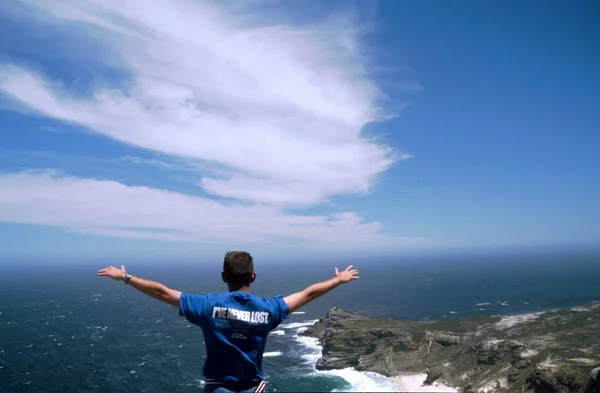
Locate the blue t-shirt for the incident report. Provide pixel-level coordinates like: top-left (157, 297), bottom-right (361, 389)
top-left (179, 291), bottom-right (290, 385)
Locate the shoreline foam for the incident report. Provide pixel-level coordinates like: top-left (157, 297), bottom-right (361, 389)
top-left (294, 320), bottom-right (459, 392)
top-left (392, 374), bottom-right (458, 392)
top-left (294, 322), bottom-right (396, 391)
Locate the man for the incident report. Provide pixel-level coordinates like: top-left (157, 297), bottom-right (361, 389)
top-left (97, 251), bottom-right (359, 393)
top-left (584, 367), bottom-right (600, 393)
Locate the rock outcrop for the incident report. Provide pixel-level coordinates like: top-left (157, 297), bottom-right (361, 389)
top-left (300, 302), bottom-right (600, 392)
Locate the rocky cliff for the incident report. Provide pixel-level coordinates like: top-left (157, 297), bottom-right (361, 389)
top-left (300, 303), bottom-right (600, 392)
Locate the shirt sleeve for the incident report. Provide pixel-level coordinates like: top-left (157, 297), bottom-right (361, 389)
top-left (264, 295), bottom-right (290, 329)
top-left (591, 367), bottom-right (600, 391)
top-left (179, 293), bottom-right (207, 326)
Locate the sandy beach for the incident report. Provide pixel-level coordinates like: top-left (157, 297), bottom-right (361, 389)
top-left (392, 374), bottom-right (459, 392)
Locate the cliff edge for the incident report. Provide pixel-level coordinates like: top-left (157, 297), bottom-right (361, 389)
top-left (300, 303), bottom-right (600, 392)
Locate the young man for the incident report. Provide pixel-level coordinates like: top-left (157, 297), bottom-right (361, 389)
top-left (97, 251), bottom-right (359, 393)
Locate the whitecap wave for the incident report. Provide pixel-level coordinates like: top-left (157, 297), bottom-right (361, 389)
top-left (290, 320), bottom-right (401, 392)
top-left (270, 330), bottom-right (285, 336)
top-left (281, 320), bottom-right (319, 329)
top-left (319, 368), bottom-right (396, 392)
top-left (292, 329), bottom-right (321, 365)
top-left (292, 311), bottom-right (306, 314)
top-left (263, 351), bottom-right (283, 357)
top-left (476, 302), bottom-right (491, 306)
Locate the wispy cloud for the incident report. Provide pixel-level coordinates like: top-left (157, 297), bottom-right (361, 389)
top-left (36, 126), bottom-right (63, 133)
top-left (1, 150), bottom-right (188, 173)
top-left (114, 155), bottom-right (183, 171)
top-left (0, 0), bottom-right (423, 249)
top-left (0, 171), bottom-right (429, 248)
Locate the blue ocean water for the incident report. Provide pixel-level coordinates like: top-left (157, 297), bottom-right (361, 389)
top-left (1, 251), bottom-right (599, 392)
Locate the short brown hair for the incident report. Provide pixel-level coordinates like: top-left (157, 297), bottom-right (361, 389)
top-left (223, 251), bottom-right (254, 288)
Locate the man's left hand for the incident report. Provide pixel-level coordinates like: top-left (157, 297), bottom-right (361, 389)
top-left (98, 265), bottom-right (127, 281)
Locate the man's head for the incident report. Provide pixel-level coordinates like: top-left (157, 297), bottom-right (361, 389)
top-left (221, 251), bottom-right (256, 291)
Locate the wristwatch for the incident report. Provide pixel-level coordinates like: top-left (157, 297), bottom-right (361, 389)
top-left (123, 272), bottom-right (133, 285)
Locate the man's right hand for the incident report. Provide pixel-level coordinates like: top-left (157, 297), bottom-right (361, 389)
top-left (98, 265), bottom-right (127, 281)
top-left (334, 265), bottom-right (359, 283)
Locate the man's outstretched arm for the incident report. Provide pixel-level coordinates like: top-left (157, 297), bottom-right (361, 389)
top-left (97, 265), bottom-right (181, 308)
top-left (283, 265), bottom-right (359, 313)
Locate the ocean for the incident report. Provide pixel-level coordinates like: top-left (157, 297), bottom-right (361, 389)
top-left (1, 250), bottom-right (599, 392)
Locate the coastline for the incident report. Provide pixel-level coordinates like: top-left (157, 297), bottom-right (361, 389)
top-left (297, 301), bottom-right (600, 393)
top-left (295, 321), bottom-right (459, 392)
top-left (295, 324), bottom-right (398, 391)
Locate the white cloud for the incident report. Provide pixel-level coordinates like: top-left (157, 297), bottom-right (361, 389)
top-left (0, 0), bottom-right (409, 206)
top-left (0, 171), bottom-right (429, 248)
top-left (0, 0), bottom-right (423, 249)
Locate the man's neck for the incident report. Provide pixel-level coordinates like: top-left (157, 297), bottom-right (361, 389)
top-left (228, 285), bottom-right (251, 292)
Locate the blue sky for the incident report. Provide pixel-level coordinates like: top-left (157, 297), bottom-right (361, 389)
top-left (0, 0), bottom-right (598, 262)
